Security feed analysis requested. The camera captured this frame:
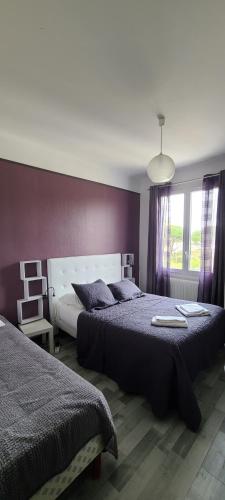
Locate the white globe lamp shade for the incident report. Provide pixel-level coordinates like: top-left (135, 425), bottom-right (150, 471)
top-left (147, 153), bottom-right (175, 184)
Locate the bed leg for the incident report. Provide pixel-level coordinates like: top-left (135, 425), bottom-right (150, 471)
top-left (91, 454), bottom-right (101, 480)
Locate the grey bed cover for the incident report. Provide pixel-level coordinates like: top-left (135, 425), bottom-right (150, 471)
top-left (77, 294), bottom-right (225, 432)
top-left (0, 316), bottom-right (117, 500)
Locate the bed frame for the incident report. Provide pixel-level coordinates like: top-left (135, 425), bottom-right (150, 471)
top-left (32, 434), bottom-right (104, 500)
top-left (47, 253), bottom-right (122, 335)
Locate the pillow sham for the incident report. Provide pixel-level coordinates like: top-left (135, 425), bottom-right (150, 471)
top-left (72, 279), bottom-right (117, 311)
top-left (108, 279), bottom-right (143, 301)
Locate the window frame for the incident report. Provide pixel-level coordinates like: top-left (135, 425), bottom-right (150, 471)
top-left (169, 180), bottom-right (202, 280)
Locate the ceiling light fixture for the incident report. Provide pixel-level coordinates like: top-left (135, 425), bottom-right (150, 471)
top-left (147, 114), bottom-right (175, 184)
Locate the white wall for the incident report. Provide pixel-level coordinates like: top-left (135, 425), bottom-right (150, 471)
top-left (139, 153), bottom-right (225, 291)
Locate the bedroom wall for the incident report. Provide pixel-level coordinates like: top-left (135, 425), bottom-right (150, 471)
top-left (0, 132), bottom-right (141, 193)
top-left (139, 152), bottom-right (225, 291)
top-left (0, 159), bottom-right (140, 323)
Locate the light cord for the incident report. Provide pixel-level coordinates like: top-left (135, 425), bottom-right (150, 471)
top-left (160, 124), bottom-right (163, 154)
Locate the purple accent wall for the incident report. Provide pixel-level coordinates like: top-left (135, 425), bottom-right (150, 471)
top-left (0, 159), bottom-right (140, 323)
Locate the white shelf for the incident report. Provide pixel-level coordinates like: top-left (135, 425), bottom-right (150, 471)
top-left (121, 253), bottom-right (134, 280)
top-left (18, 260), bottom-right (45, 324)
top-left (17, 295), bottom-right (43, 304)
top-left (20, 260), bottom-right (42, 280)
top-left (19, 314), bottom-right (43, 325)
top-left (22, 276), bottom-right (46, 281)
top-left (21, 260), bottom-right (41, 264)
top-left (23, 276), bottom-right (47, 300)
top-left (17, 295), bottom-right (43, 325)
top-left (121, 253), bottom-right (134, 266)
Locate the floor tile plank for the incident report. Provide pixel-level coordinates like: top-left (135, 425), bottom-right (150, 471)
top-left (51, 332), bottom-right (225, 500)
top-left (185, 467), bottom-right (225, 500)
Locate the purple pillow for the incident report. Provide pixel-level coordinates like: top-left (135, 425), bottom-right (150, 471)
top-left (108, 280), bottom-right (143, 301)
top-left (72, 279), bottom-right (117, 311)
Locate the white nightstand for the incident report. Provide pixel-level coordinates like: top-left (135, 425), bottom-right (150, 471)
top-left (18, 319), bottom-right (54, 354)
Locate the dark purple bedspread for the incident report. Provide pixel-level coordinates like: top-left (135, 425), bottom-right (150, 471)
top-left (0, 316), bottom-right (117, 500)
top-left (77, 294), bottom-right (225, 431)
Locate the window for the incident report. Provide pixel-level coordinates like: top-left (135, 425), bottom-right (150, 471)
top-left (189, 191), bottom-right (202, 271)
top-left (169, 193), bottom-right (184, 270)
top-left (164, 184), bottom-right (218, 275)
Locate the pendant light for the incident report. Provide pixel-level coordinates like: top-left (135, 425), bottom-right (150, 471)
top-left (147, 115), bottom-right (175, 184)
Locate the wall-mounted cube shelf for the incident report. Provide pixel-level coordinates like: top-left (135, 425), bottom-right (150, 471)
top-left (121, 254), bottom-right (134, 267)
top-left (121, 253), bottom-right (134, 282)
top-left (23, 276), bottom-right (47, 300)
top-left (17, 260), bottom-right (45, 324)
top-left (20, 260), bottom-right (42, 280)
top-left (17, 296), bottom-right (44, 325)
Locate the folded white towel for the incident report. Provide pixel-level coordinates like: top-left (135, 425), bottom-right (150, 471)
top-left (176, 303), bottom-right (210, 317)
top-left (151, 315), bottom-right (188, 328)
top-left (0, 320), bottom-right (5, 327)
top-left (180, 303), bottom-right (207, 313)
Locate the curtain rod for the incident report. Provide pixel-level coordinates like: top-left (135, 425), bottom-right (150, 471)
top-left (148, 172), bottom-right (219, 189)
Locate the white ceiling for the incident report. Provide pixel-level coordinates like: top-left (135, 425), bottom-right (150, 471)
top-left (1, 0), bottom-right (225, 188)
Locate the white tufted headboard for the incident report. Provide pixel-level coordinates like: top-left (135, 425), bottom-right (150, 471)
top-left (47, 253), bottom-right (122, 323)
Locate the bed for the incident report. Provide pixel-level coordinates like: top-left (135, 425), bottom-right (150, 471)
top-left (47, 253), bottom-right (122, 337)
top-left (47, 254), bottom-right (225, 432)
top-left (0, 316), bottom-right (117, 500)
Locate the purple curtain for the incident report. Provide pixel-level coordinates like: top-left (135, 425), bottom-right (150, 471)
top-left (198, 170), bottom-right (225, 306)
top-left (147, 184), bottom-right (171, 296)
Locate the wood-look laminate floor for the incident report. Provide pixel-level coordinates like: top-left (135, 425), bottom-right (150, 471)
top-left (54, 333), bottom-right (225, 500)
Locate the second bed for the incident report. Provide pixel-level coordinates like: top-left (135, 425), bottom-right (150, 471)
top-left (47, 254), bottom-right (225, 432)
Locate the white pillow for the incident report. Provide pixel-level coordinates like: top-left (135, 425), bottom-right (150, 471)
top-left (59, 293), bottom-right (83, 308)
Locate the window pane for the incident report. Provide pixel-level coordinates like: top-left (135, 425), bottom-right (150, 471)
top-left (169, 193), bottom-right (184, 270)
top-left (189, 189), bottom-right (218, 272)
top-left (189, 191), bottom-right (202, 271)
